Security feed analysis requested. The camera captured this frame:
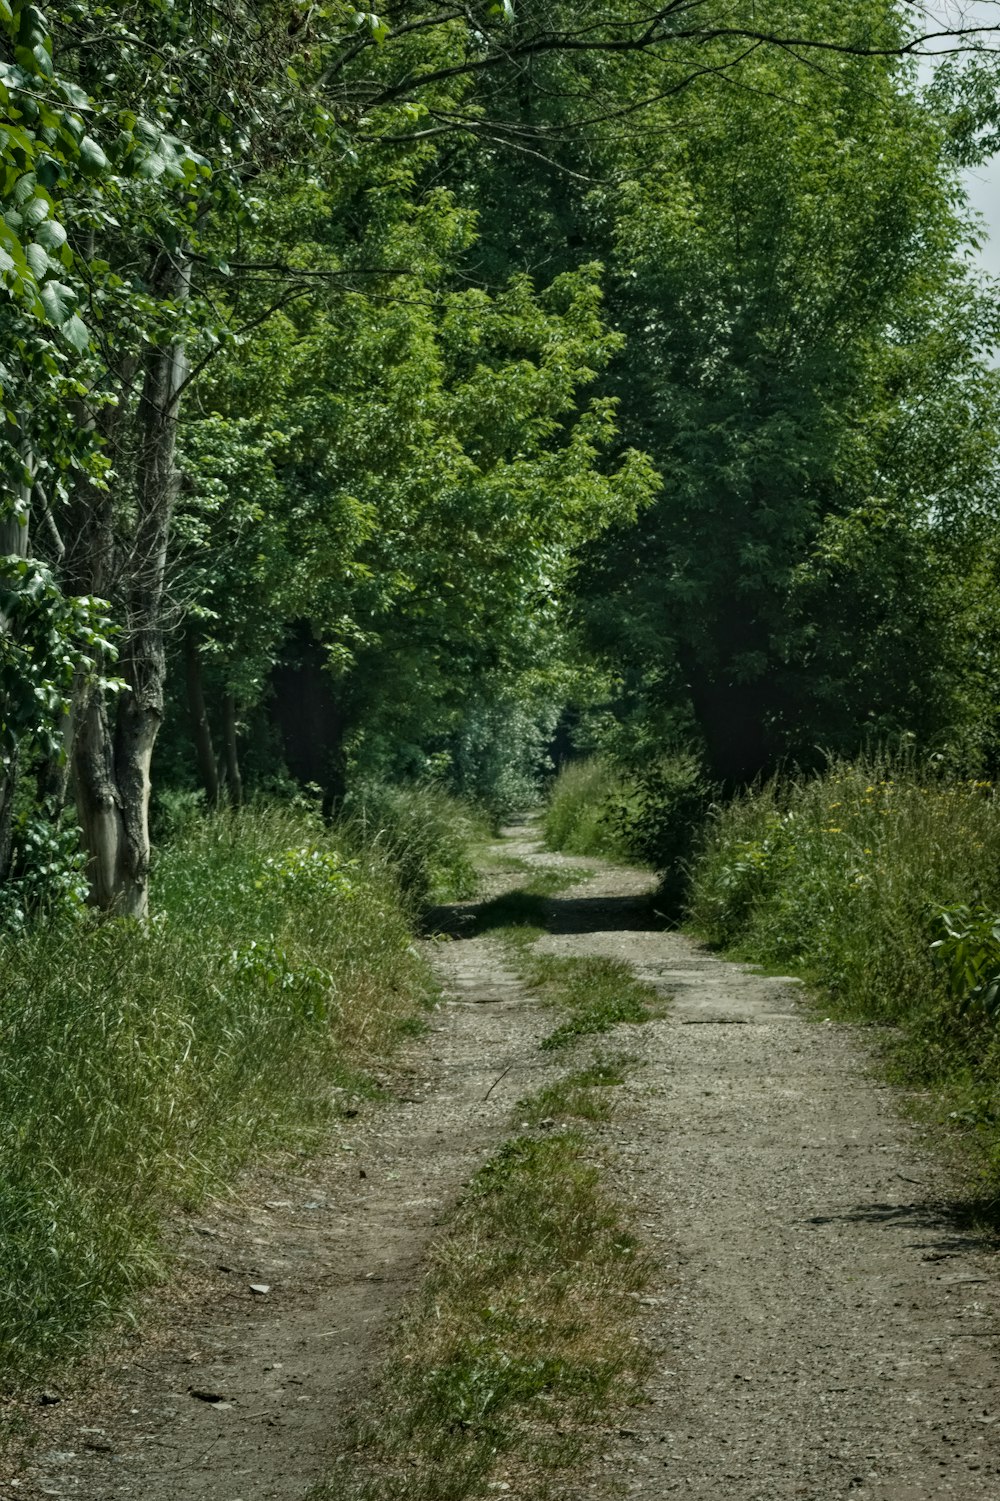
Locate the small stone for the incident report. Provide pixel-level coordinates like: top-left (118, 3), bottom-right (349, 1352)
top-left (38, 1391), bottom-right (62, 1406)
top-left (249, 1283), bottom-right (271, 1295)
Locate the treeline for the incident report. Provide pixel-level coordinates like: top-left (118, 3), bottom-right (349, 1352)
top-left (2, 0), bottom-right (1000, 928)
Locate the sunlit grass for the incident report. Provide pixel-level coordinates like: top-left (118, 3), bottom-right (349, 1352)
top-left (315, 1075), bottom-right (652, 1501)
top-left (543, 758), bottom-right (633, 860)
top-left (0, 804), bottom-right (434, 1403)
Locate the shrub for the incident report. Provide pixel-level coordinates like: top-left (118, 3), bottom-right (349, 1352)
top-left (607, 752), bottom-right (714, 908)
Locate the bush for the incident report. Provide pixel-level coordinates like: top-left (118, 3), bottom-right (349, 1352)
top-left (544, 753), bottom-right (716, 911)
top-left (0, 804), bottom-right (431, 1395)
top-left (608, 752), bottom-right (714, 908)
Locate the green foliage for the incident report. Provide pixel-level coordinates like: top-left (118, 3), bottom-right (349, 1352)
top-left (544, 752), bottom-right (714, 909)
top-left (543, 758), bottom-right (631, 860)
top-left (0, 805), bottom-right (430, 1393)
top-left (607, 753), bottom-right (714, 901)
top-left (0, 810), bottom-right (87, 933)
top-left (557, 9), bottom-right (1000, 781)
top-left (0, 557), bottom-right (116, 757)
top-left (930, 905), bottom-right (1000, 1021)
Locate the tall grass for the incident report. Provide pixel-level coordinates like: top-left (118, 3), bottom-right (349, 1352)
top-left (687, 757), bottom-right (1000, 1189)
top-left (340, 782), bottom-right (489, 906)
top-left (542, 759), bottom-right (632, 859)
top-left (0, 804), bottom-right (433, 1396)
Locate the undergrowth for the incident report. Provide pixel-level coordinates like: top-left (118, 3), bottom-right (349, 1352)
top-left (543, 759), bottom-right (632, 860)
top-left (544, 754), bottom-right (714, 912)
top-left (0, 803), bottom-right (435, 1403)
top-left (686, 755), bottom-right (1000, 1195)
top-left (340, 781), bottom-right (490, 907)
top-left (316, 1067), bottom-right (651, 1501)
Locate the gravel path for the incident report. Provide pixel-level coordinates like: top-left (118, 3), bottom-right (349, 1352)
top-left (9, 825), bottom-right (1000, 1500)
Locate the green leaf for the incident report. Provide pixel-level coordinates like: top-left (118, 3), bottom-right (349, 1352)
top-left (31, 42), bottom-right (53, 79)
top-left (79, 135), bottom-right (108, 174)
top-left (35, 218), bottom-right (67, 251)
top-left (61, 313), bottom-right (90, 354)
top-left (39, 279), bottom-right (75, 327)
top-left (25, 241), bottom-right (49, 278)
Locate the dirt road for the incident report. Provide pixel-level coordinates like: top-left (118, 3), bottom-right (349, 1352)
top-left (10, 826), bottom-right (1000, 1499)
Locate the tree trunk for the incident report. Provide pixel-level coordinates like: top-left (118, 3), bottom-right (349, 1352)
top-left (222, 692), bottom-right (243, 807)
top-left (185, 629), bottom-right (220, 806)
top-left (71, 256), bottom-right (190, 917)
top-left (0, 423), bottom-right (33, 883)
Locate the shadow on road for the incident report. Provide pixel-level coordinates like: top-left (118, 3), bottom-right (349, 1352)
top-left (423, 890), bottom-right (666, 941)
top-left (802, 1197), bottom-right (1000, 1252)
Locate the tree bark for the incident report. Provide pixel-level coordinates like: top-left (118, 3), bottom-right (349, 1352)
top-left (0, 423), bottom-right (33, 883)
top-left (71, 255), bottom-right (191, 917)
top-left (184, 629), bottom-right (221, 806)
top-left (222, 692), bottom-right (243, 807)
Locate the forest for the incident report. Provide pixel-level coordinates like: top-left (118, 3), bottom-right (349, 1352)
top-left (4, 0), bottom-right (1000, 1426)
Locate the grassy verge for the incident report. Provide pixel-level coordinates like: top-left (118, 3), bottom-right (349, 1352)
top-left (315, 1066), bottom-right (652, 1501)
top-left (341, 782), bottom-right (492, 906)
top-left (685, 756), bottom-right (1000, 1197)
top-left (0, 803), bottom-right (439, 1407)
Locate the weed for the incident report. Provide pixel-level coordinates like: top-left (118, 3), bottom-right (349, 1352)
top-left (518, 953), bottom-right (664, 1050)
top-left (516, 1052), bottom-right (634, 1124)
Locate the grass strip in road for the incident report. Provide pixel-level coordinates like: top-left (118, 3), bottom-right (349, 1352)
top-left (524, 953), bottom-right (667, 1050)
top-left (475, 872), bottom-right (668, 1050)
top-left (315, 1075), bottom-right (652, 1501)
top-left (515, 1051), bottom-right (635, 1124)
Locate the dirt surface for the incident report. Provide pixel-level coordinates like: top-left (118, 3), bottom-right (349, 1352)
top-left (7, 823), bottom-right (1000, 1500)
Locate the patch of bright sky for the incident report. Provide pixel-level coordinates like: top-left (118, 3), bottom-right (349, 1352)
top-left (913, 1), bottom-right (1000, 278)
